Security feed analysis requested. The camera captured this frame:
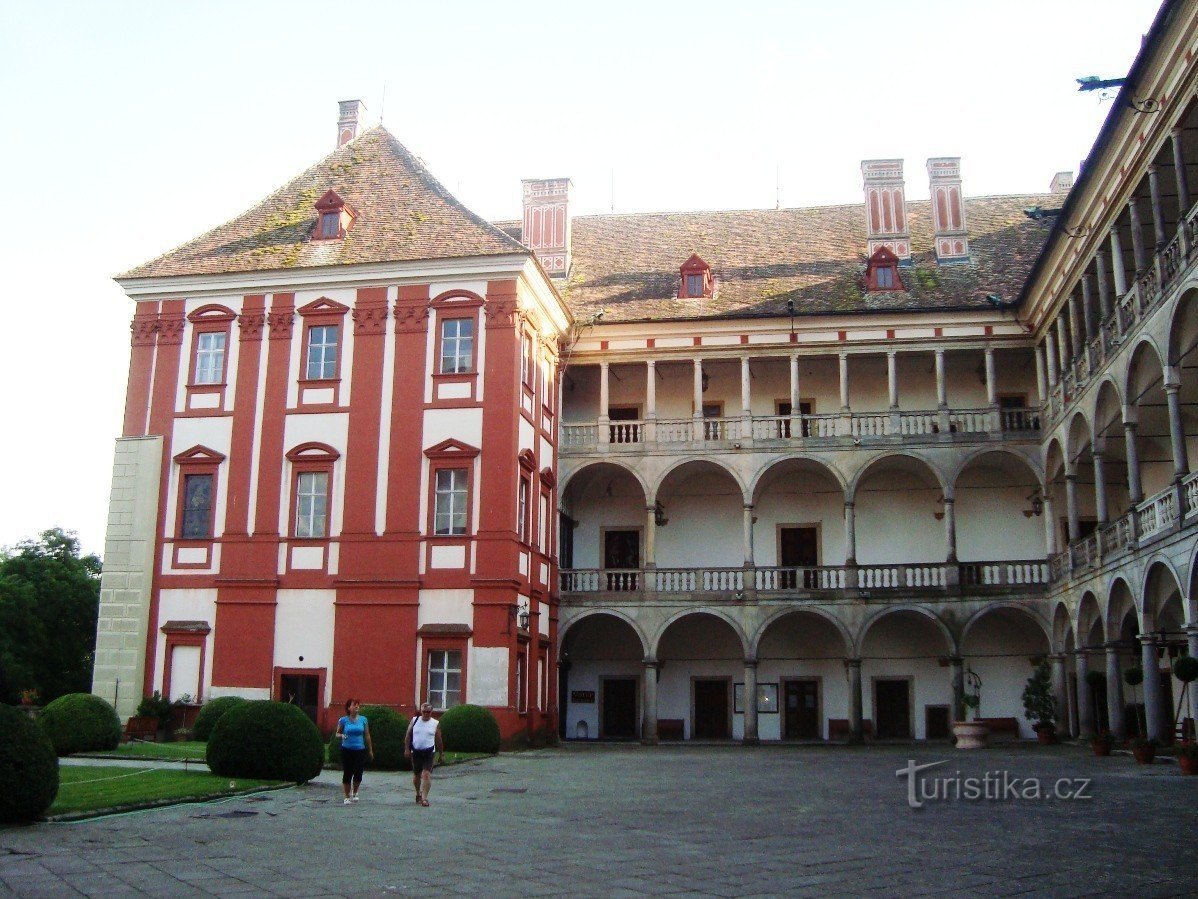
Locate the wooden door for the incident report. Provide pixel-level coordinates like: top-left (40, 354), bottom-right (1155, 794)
top-left (601, 678), bottom-right (637, 739)
top-left (779, 526), bottom-right (818, 588)
top-left (608, 406), bottom-right (640, 443)
top-left (603, 530), bottom-right (640, 590)
top-left (784, 680), bottom-right (820, 739)
top-left (875, 679), bottom-right (911, 739)
top-left (280, 674), bottom-right (320, 726)
top-left (776, 401), bottom-right (812, 438)
top-left (693, 679), bottom-right (730, 738)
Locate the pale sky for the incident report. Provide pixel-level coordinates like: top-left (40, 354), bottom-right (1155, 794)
top-left (0, 0), bottom-right (1163, 556)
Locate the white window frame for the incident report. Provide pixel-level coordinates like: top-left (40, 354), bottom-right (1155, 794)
top-left (439, 318), bottom-right (474, 374)
top-left (427, 649), bottom-right (462, 710)
top-left (434, 468), bottom-right (468, 535)
top-left (194, 331), bottom-right (226, 385)
top-left (294, 471), bottom-right (329, 538)
top-left (306, 325), bottom-right (339, 380)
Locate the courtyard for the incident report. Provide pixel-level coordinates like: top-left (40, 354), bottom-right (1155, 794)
top-left (0, 744), bottom-right (1195, 897)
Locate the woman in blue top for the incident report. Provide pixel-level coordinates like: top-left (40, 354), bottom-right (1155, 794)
top-left (335, 699), bottom-right (373, 805)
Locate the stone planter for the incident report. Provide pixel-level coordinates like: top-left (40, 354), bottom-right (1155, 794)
top-left (953, 721), bottom-right (990, 750)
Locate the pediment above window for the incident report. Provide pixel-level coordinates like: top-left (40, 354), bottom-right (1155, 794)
top-left (296, 297), bottom-right (351, 317)
top-left (173, 445), bottom-right (227, 465)
top-left (187, 304), bottom-right (237, 324)
top-left (285, 442), bottom-right (341, 462)
top-left (424, 438), bottom-right (481, 461)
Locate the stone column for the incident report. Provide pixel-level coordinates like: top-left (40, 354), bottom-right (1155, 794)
top-left (740, 355), bottom-right (752, 419)
top-left (1045, 331), bottom-right (1059, 387)
top-left (692, 358), bottom-right (704, 436)
top-left (1106, 644), bottom-right (1127, 740)
top-left (645, 359), bottom-right (657, 435)
top-left (934, 349), bottom-right (947, 407)
top-left (1035, 344), bottom-right (1048, 403)
top-left (641, 660), bottom-right (659, 744)
top-left (1124, 415), bottom-right (1144, 504)
top-left (1065, 472), bottom-right (1080, 543)
top-left (1165, 373), bottom-right (1190, 479)
top-left (984, 347), bottom-right (997, 406)
top-left (943, 496), bottom-right (957, 563)
top-left (1187, 625), bottom-right (1198, 735)
top-left (1068, 291), bottom-right (1085, 357)
top-left (1092, 450), bottom-right (1109, 525)
top-left (1096, 250), bottom-right (1113, 328)
top-left (1149, 165), bottom-right (1167, 248)
top-left (1081, 273), bottom-right (1099, 338)
top-left (789, 354), bottom-right (801, 437)
top-left (743, 659), bottom-right (759, 745)
top-left (887, 351), bottom-right (899, 409)
top-left (1111, 229), bottom-right (1128, 298)
top-left (1129, 196), bottom-right (1148, 272)
top-left (598, 360), bottom-right (610, 444)
top-left (950, 656), bottom-right (965, 722)
top-left (838, 352), bottom-right (850, 411)
top-left (846, 658), bottom-right (863, 742)
top-left (1050, 654), bottom-right (1069, 732)
top-left (1140, 634), bottom-right (1164, 743)
top-left (1076, 650), bottom-right (1094, 740)
top-left (742, 505), bottom-right (754, 566)
top-left (844, 501), bottom-right (857, 566)
top-left (1173, 126), bottom-right (1191, 214)
top-left (644, 505), bottom-right (657, 568)
top-left (1043, 494), bottom-right (1058, 555)
top-left (1055, 318), bottom-right (1070, 373)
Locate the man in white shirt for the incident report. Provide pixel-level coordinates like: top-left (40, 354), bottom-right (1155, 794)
top-left (404, 703), bottom-right (445, 807)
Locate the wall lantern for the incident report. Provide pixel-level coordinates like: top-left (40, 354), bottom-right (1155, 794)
top-left (1023, 492), bottom-right (1044, 518)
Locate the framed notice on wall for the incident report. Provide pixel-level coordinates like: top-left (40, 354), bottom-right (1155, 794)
top-left (570, 690), bottom-right (596, 704)
top-left (734, 682), bottom-right (779, 714)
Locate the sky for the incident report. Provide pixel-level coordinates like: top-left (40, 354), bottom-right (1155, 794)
top-left (0, 0), bottom-right (1164, 557)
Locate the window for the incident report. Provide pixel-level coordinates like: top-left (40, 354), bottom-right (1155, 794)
top-left (876, 266), bottom-right (894, 289)
top-left (294, 471), bottom-right (329, 538)
top-left (193, 331), bottom-right (226, 385)
top-left (319, 212), bottom-right (340, 239)
top-left (516, 654), bottom-right (527, 713)
top-left (686, 273), bottom-right (705, 297)
top-left (440, 319), bottom-right (473, 373)
top-left (864, 247), bottom-right (905, 292)
top-left (434, 468), bottom-right (468, 535)
top-left (677, 253), bottom-right (713, 299)
top-left (538, 492), bottom-right (550, 552)
top-left (181, 474), bottom-right (213, 539)
top-left (311, 189), bottom-right (354, 241)
top-left (427, 649), bottom-right (462, 709)
top-left (518, 476), bottom-right (530, 544)
top-left (306, 325), bottom-right (339, 380)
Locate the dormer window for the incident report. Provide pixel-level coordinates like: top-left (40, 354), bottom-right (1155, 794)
top-left (311, 189), bottom-right (355, 241)
top-left (864, 247), bottom-right (905, 292)
top-left (678, 253), bottom-right (713, 299)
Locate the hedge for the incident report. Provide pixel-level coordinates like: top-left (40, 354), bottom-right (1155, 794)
top-left (38, 693), bottom-right (122, 756)
top-left (0, 705), bottom-right (59, 823)
top-left (439, 704), bottom-right (500, 753)
top-left (192, 696), bottom-right (247, 742)
top-left (206, 701), bottom-right (324, 784)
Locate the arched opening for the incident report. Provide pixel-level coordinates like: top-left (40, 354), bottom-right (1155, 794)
top-left (1167, 285), bottom-right (1198, 474)
top-left (1078, 591), bottom-right (1107, 735)
top-left (559, 462), bottom-right (648, 590)
top-left (1065, 412), bottom-right (1097, 547)
top-left (655, 612), bottom-right (746, 741)
top-left (754, 610), bottom-right (852, 741)
top-left (559, 613), bottom-right (647, 741)
top-left (655, 460), bottom-right (745, 575)
top-left (1093, 380), bottom-right (1133, 519)
top-left (961, 605), bottom-right (1051, 738)
top-left (1103, 578), bottom-right (1139, 739)
top-left (952, 451), bottom-right (1044, 564)
top-left (1053, 602), bottom-right (1079, 737)
top-left (853, 455), bottom-right (945, 565)
top-left (1144, 562), bottom-right (1186, 740)
top-left (1044, 439), bottom-right (1066, 555)
top-left (859, 608), bottom-right (953, 740)
top-left (1125, 341), bottom-right (1173, 505)
top-left (752, 457), bottom-right (847, 588)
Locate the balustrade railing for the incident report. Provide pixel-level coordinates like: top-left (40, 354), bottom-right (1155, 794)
top-left (1000, 407), bottom-right (1040, 432)
top-left (898, 411), bottom-right (938, 435)
top-left (850, 413), bottom-right (890, 437)
top-left (958, 560), bottom-right (1049, 586)
top-left (608, 420), bottom-right (642, 444)
top-left (1184, 470), bottom-right (1198, 518)
top-left (755, 566), bottom-right (846, 590)
top-left (948, 408), bottom-right (993, 434)
top-left (1136, 488), bottom-right (1177, 539)
top-left (656, 418), bottom-right (694, 443)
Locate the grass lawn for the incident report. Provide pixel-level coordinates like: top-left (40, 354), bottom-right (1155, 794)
top-left (49, 765), bottom-right (284, 817)
top-left (93, 741), bottom-right (208, 761)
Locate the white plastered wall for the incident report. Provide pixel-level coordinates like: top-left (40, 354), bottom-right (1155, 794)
top-left (274, 589), bottom-right (337, 707)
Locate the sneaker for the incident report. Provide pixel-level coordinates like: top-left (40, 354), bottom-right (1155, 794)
top-left (343, 798), bottom-right (352, 805)
top-left (351, 795), bottom-right (360, 802)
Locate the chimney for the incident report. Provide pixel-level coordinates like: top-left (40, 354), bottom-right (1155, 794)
top-left (1049, 171), bottom-right (1074, 194)
top-left (521, 178), bottom-right (572, 277)
top-left (337, 99), bottom-right (366, 148)
top-left (927, 157), bottom-right (970, 263)
top-left (861, 159), bottom-right (911, 262)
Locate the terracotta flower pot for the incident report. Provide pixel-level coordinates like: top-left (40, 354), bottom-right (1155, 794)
top-left (1091, 740), bottom-right (1113, 757)
top-left (1132, 743), bottom-right (1157, 764)
top-left (953, 721), bottom-right (989, 750)
top-left (1179, 754), bottom-right (1198, 776)
top-left (1034, 724), bottom-right (1056, 745)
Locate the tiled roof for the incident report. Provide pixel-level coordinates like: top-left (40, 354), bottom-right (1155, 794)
top-left (498, 194), bottom-right (1056, 323)
top-left (119, 127), bottom-right (528, 279)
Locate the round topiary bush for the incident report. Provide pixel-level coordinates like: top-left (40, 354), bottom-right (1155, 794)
top-left (0, 705), bottom-right (59, 823)
top-left (192, 696), bottom-right (247, 742)
top-left (1174, 655), bottom-right (1198, 684)
top-left (206, 701), bottom-right (324, 784)
top-left (439, 704), bottom-right (500, 753)
top-left (38, 693), bottom-right (121, 756)
top-left (327, 705), bottom-right (411, 770)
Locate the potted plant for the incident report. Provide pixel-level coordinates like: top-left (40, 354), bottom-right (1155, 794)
top-left (1091, 731), bottom-right (1114, 757)
top-left (1022, 659), bottom-right (1057, 744)
top-left (1130, 735), bottom-right (1158, 764)
top-left (1173, 655), bottom-right (1198, 741)
top-left (1085, 669), bottom-right (1106, 737)
top-left (167, 693), bottom-right (202, 737)
top-left (953, 669), bottom-right (989, 750)
top-left (135, 690), bottom-right (174, 740)
top-left (1177, 740), bottom-right (1198, 775)
top-left (1124, 666), bottom-right (1148, 740)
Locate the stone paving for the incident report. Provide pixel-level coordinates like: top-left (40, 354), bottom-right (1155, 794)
top-left (1, 743), bottom-right (1196, 897)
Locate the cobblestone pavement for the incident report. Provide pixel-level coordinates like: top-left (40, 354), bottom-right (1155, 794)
top-left (1, 743), bottom-right (1196, 897)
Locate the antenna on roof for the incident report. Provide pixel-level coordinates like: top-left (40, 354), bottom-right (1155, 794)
top-left (610, 169), bottom-right (615, 212)
top-left (775, 164), bottom-right (782, 211)
top-left (380, 82), bottom-right (387, 124)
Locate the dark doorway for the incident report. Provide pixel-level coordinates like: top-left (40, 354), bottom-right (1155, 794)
top-left (784, 680), bottom-right (820, 739)
top-left (279, 674), bottom-right (320, 726)
top-left (693, 679), bottom-right (730, 738)
top-left (608, 406), bottom-right (640, 443)
top-left (776, 401), bottom-right (813, 438)
top-left (702, 403), bottom-right (724, 440)
top-left (875, 679), bottom-right (911, 739)
top-left (779, 526), bottom-right (818, 589)
top-left (603, 530), bottom-right (640, 590)
top-left (601, 678), bottom-right (638, 739)
top-left (1091, 678), bottom-right (1109, 733)
top-left (926, 705), bottom-right (951, 740)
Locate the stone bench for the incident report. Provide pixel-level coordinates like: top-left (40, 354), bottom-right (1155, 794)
top-left (658, 719), bottom-right (685, 741)
top-left (974, 717), bottom-right (1020, 739)
top-left (827, 719), bottom-right (873, 741)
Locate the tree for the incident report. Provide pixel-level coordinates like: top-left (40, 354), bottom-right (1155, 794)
top-left (0, 529), bottom-right (101, 705)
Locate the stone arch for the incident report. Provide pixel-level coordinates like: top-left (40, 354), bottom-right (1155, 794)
top-left (846, 451), bottom-right (948, 500)
top-left (1166, 282), bottom-right (1198, 366)
top-left (960, 603), bottom-right (1053, 735)
top-left (654, 459), bottom-right (747, 570)
top-left (1142, 557), bottom-right (1184, 632)
top-left (559, 608), bottom-right (650, 659)
top-left (1052, 601), bottom-right (1074, 653)
top-left (960, 602), bottom-right (1052, 650)
top-left (1044, 438), bottom-right (1066, 482)
top-left (558, 610), bottom-right (650, 741)
top-left (947, 446), bottom-right (1043, 489)
top-left (749, 454), bottom-right (848, 503)
top-left (1105, 576), bottom-right (1139, 639)
top-left (1125, 336), bottom-right (1167, 406)
top-left (651, 608), bottom-right (750, 660)
top-left (856, 604), bottom-right (956, 657)
top-left (654, 456), bottom-right (748, 504)
top-left (750, 606), bottom-right (854, 659)
top-left (1065, 410), bottom-right (1093, 469)
top-left (1092, 378), bottom-right (1125, 450)
top-left (1077, 590), bottom-right (1104, 646)
top-left (559, 458), bottom-right (650, 503)
top-left (849, 454), bottom-right (948, 566)
top-left (950, 449), bottom-right (1045, 562)
top-left (559, 460), bottom-right (651, 572)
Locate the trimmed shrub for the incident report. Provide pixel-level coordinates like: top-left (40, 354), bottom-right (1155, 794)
top-left (439, 704), bottom-right (500, 753)
top-left (192, 696), bottom-right (247, 742)
top-left (38, 693), bottom-right (121, 756)
top-left (206, 701), bottom-right (323, 784)
top-left (0, 705), bottom-right (59, 823)
top-left (327, 706), bottom-right (411, 770)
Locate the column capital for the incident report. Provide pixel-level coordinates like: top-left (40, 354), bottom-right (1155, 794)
top-left (1092, 448), bottom-right (1105, 461)
top-left (1065, 472), bottom-right (1078, 482)
top-left (1137, 632), bottom-right (1160, 646)
top-left (844, 657), bottom-right (862, 669)
top-left (1095, 245), bottom-right (1109, 260)
top-left (843, 500), bottom-right (855, 509)
top-left (642, 658), bottom-right (659, 669)
top-left (1103, 641), bottom-right (1123, 652)
top-left (1048, 652), bottom-right (1067, 662)
top-left (744, 657), bottom-right (758, 668)
top-left (947, 655), bottom-right (964, 665)
top-left (886, 349), bottom-right (897, 358)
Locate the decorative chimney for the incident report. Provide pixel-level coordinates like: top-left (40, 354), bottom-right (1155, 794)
top-left (927, 157), bottom-right (969, 263)
top-left (861, 159), bottom-right (911, 262)
top-left (337, 100), bottom-right (366, 148)
top-left (1049, 171), bottom-right (1074, 194)
top-left (521, 178), bottom-right (572, 277)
